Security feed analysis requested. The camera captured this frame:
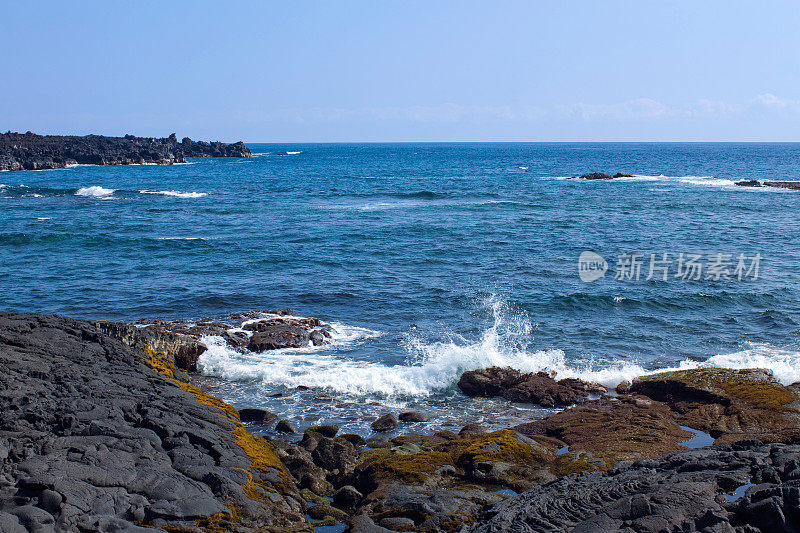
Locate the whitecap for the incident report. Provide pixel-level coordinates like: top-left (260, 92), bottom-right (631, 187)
top-left (139, 190), bottom-right (208, 198)
top-left (75, 185), bottom-right (116, 198)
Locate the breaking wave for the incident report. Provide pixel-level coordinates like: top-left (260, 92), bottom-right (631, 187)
top-left (196, 296), bottom-right (800, 398)
top-left (75, 185), bottom-right (116, 198)
top-left (139, 190), bottom-right (208, 198)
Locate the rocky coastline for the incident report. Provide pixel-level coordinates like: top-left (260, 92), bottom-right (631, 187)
top-left (1, 312), bottom-right (799, 532)
top-left (0, 132), bottom-right (251, 171)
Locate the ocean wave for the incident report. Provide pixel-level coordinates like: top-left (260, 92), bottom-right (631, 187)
top-left (544, 174), bottom-right (738, 188)
top-left (139, 190), bottom-right (208, 198)
top-left (75, 185), bottom-right (116, 198)
top-left (197, 295), bottom-right (800, 399)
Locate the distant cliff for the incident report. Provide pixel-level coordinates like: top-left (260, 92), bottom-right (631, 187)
top-left (0, 131), bottom-right (251, 171)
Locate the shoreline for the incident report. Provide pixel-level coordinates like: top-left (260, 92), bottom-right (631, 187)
top-left (1, 312), bottom-right (798, 531)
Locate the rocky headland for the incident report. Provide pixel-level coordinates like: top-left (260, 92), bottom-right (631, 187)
top-left (1, 313), bottom-right (799, 532)
top-left (0, 132), bottom-right (251, 171)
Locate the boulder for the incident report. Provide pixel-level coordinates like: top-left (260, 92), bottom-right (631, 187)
top-left (371, 414), bottom-right (399, 432)
top-left (307, 424), bottom-right (339, 438)
top-left (458, 367), bottom-right (606, 407)
top-left (276, 419), bottom-right (298, 434)
top-left (237, 407), bottom-right (278, 426)
top-left (398, 411), bottom-right (430, 423)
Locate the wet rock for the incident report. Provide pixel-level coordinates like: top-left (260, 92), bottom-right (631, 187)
top-left (615, 381), bottom-right (630, 394)
top-left (379, 516), bottom-right (416, 530)
top-left (333, 485), bottom-right (363, 513)
top-left (541, 396), bottom-right (693, 468)
top-left (312, 437), bottom-right (358, 475)
top-left (764, 181), bottom-right (800, 190)
top-left (276, 419), bottom-right (298, 434)
top-left (459, 367), bottom-right (606, 407)
top-left (307, 504), bottom-right (348, 522)
top-left (735, 179), bottom-right (762, 187)
top-left (398, 411), bottom-right (430, 423)
top-left (578, 172), bottom-right (615, 180)
top-left (630, 368), bottom-right (800, 444)
top-left (459, 423), bottom-right (486, 436)
top-left (308, 424), bottom-right (340, 438)
top-left (613, 172), bottom-right (634, 178)
top-left (340, 433), bottom-right (368, 447)
top-left (371, 414), bottom-right (399, 433)
top-left (470, 442), bottom-right (800, 533)
top-left (237, 407), bottom-right (278, 425)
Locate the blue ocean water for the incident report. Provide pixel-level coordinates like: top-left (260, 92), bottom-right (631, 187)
top-left (2, 143), bottom-right (800, 433)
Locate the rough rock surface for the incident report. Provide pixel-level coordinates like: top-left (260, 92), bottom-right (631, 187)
top-left (0, 131), bottom-right (251, 171)
top-left (470, 441), bottom-right (800, 533)
top-left (630, 368), bottom-right (800, 444)
top-left (0, 312), bottom-right (310, 532)
top-left (458, 367), bottom-right (606, 407)
top-left (141, 310), bottom-right (336, 354)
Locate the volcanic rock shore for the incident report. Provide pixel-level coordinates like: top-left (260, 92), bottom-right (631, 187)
top-left (0, 131), bottom-right (251, 171)
top-left (1, 313), bottom-right (799, 532)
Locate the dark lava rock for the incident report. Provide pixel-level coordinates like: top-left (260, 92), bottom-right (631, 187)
top-left (340, 433), bottom-right (368, 447)
top-left (308, 424), bottom-right (339, 438)
top-left (276, 419), bottom-right (298, 434)
top-left (613, 172), bottom-right (634, 178)
top-left (333, 485), bottom-right (363, 513)
top-left (398, 411), bottom-right (430, 423)
top-left (764, 180), bottom-right (800, 190)
top-left (0, 131), bottom-right (251, 171)
top-left (735, 179), bottom-right (763, 187)
top-left (371, 414), bottom-right (399, 433)
top-left (312, 437), bottom-right (358, 475)
top-left (459, 367), bottom-right (606, 407)
top-left (237, 407), bottom-right (279, 426)
top-left (578, 172), bottom-right (615, 180)
top-left (470, 442), bottom-right (800, 533)
top-left (0, 312), bottom-right (308, 531)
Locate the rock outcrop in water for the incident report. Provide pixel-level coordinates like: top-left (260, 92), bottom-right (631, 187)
top-left (135, 310), bottom-right (336, 355)
top-left (0, 131), bottom-right (251, 171)
top-left (458, 367), bottom-right (607, 407)
top-left (735, 179), bottom-right (800, 190)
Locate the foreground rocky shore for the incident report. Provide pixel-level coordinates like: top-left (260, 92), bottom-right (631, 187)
top-left (0, 132), bottom-right (251, 171)
top-left (1, 312), bottom-right (799, 532)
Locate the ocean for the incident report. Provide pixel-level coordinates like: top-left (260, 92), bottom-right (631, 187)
top-left (3, 142), bottom-right (800, 435)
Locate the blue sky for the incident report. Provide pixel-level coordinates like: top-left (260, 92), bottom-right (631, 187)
top-left (2, 1), bottom-right (799, 141)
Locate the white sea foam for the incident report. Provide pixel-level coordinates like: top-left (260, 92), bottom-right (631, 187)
top-left (544, 174), bottom-right (738, 188)
top-left (75, 185), bottom-right (116, 198)
top-left (197, 297), bottom-right (800, 398)
top-left (139, 190), bottom-right (208, 198)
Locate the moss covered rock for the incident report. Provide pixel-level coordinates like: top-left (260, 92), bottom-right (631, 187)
top-left (631, 368), bottom-right (800, 444)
